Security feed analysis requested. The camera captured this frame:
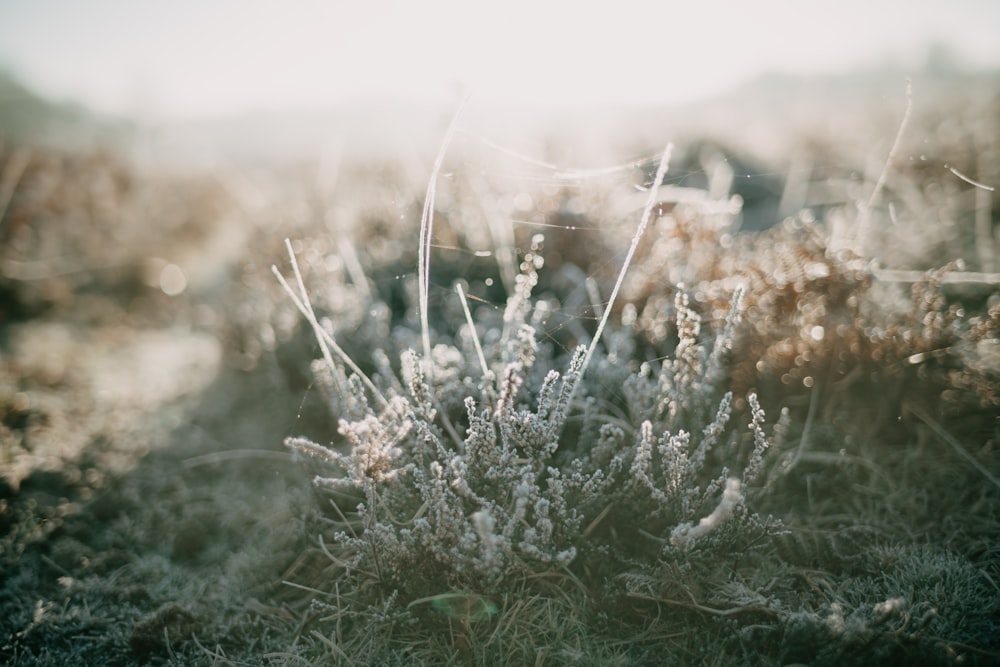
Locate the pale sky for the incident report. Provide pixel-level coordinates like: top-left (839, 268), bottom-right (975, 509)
top-left (1, 1), bottom-right (998, 120)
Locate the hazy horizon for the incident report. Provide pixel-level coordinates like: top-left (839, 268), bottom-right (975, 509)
top-left (1, 1), bottom-right (998, 124)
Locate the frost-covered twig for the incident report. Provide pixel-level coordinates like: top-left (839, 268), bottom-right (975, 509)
top-left (670, 478), bottom-right (743, 548)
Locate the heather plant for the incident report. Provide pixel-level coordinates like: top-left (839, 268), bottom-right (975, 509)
top-left (274, 143), bottom-right (786, 659)
top-left (623, 170), bottom-right (999, 418)
top-left (6, 72), bottom-right (1000, 666)
top-left (254, 91), bottom-right (1000, 662)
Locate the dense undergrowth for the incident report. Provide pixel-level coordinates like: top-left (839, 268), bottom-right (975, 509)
top-left (265, 89), bottom-right (999, 664)
top-left (2, 72), bottom-right (999, 665)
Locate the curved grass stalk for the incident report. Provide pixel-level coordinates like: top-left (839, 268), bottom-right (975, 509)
top-left (418, 96), bottom-right (468, 374)
top-left (273, 239), bottom-right (387, 408)
top-left (580, 143), bottom-right (673, 380)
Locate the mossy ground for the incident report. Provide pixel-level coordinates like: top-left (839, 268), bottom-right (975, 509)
top-left (2, 70), bottom-right (999, 665)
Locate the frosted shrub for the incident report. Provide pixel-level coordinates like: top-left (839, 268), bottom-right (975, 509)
top-left (280, 232), bottom-right (780, 614)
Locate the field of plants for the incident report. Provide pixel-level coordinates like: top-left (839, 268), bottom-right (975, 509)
top-left (2, 67), bottom-right (999, 665)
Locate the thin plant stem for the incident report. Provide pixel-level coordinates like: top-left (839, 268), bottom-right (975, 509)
top-left (419, 96), bottom-right (468, 374)
top-left (580, 143), bottom-right (673, 379)
top-left (273, 239), bottom-right (387, 408)
top-left (857, 79), bottom-right (912, 253)
top-left (456, 282), bottom-right (490, 378)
